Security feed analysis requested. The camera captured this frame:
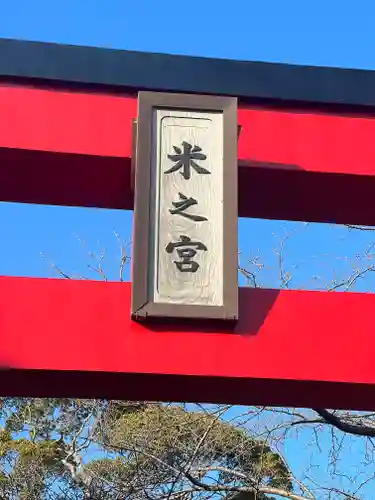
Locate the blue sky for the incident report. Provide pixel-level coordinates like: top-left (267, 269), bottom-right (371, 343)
top-left (1, 0), bottom-right (375, 289)
top-left (1, 0), bottom-right (375, 497)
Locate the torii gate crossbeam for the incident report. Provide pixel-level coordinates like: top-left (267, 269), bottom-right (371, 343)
top-left (0, 39), bottom-right (374, 410)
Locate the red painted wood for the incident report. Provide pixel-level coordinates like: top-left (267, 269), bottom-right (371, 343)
top-left (0, 276), bottom-right (374, 409)
top-left (0, 86), bottom-right (136, 157)
top-left (1, 85), bottom-right (375, 177)
top-left (1, 85), bottom-right (375, 224)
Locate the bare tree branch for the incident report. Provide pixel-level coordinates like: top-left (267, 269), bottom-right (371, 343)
top-left (314, 409), bottom-right (375, 437)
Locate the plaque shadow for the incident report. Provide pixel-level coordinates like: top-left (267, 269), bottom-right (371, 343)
top-left (139, 287), bottom-right (280, 336)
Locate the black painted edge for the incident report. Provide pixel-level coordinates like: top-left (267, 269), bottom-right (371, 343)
top-left (2, 38), bottom-right (375, 108)
top-left (0, 369), bottom-right (372, 411)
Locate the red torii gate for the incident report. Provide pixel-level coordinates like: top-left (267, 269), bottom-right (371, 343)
top-left (1, 38), bottom-right (375, 410)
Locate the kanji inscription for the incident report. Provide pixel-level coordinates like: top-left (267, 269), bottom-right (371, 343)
top-left (153, 110), bottom-right (224, 306)
top-left (166, 235), bottom-right (208, 273)
top-left (131, 92), bottom-right (238, 321)
top-left (165, 141), bottom-right (210, 179)
top-left (169, 192), bottom-right (208, 222)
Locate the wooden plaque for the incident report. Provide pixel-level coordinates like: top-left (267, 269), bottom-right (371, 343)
top-left (131, 92), bottom-right (238, 321)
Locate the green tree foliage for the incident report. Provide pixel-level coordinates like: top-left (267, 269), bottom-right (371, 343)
top-left (0, 399), bottom-right (294, 500)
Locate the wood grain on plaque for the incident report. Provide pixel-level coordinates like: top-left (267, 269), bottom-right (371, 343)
top-left (150, 109), bottom-right (224, 307)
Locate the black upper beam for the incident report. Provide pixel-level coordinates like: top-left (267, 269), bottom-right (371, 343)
top-left (1, 37), bottom-right (375, 108)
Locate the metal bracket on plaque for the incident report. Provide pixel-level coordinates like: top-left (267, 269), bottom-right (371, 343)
top-left (131, 118), bottom-right (138, 193)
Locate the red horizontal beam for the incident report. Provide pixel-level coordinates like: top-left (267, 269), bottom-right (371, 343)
top-left (0, 275), bottom-right (375, 410)
top-left (2, 85), bottom-right (375, 224)
top-left (3, 85), bottom-right (375, 175)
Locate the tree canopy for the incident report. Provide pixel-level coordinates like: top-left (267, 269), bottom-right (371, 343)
top-left (0, 399), bottom-right (294, 499)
